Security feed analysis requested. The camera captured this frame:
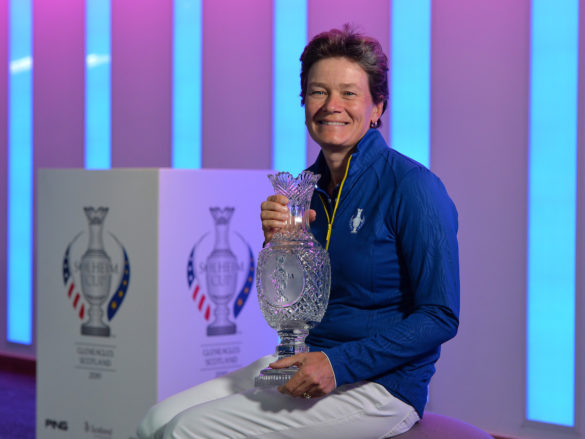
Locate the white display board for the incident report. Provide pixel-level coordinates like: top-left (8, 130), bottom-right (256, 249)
top-left (36, 169), bottom-right (277, 439)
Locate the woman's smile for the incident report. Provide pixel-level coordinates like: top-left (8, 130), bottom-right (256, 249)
top-left (318, 121), bottom-right (348, 125)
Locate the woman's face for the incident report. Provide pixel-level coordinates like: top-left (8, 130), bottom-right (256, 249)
top-left (305, 57), bottom-right (383, 153)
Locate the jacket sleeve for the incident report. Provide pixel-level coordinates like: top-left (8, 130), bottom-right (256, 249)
top-left (321, 168), bottom-right (460, 386)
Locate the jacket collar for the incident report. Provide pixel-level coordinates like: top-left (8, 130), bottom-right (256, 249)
top-left (308, 128), bottom-right (389, 194)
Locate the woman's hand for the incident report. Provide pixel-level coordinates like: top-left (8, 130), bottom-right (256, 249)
top-left (260, 195), bottom-right (316, 244)
top-left (260, 195), bottom-right (289, 244)
top-left (269, 352), bottom-right (336, 399)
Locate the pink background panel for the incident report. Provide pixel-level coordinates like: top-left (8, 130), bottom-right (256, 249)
top-left (202, 0), bottom-right (273, 169)
top-left (427, 1), bottom-right (531, 436)
top-left (112, 0), bottom-right (173, 167)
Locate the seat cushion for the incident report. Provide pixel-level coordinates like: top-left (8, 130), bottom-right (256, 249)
top-left (395, 412), bottom-right (493, 439)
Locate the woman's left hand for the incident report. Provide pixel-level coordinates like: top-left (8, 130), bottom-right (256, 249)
top-left (269, 352), bottom-right (336, 399)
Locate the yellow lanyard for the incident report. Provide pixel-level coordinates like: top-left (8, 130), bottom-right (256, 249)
top-left (319, 156), bottom-right (352, 251)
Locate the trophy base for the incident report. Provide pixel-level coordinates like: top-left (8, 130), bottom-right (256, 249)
top-left (81, 324), bottom-right (110, 337)
top-left (254, 366), bottom-right (298, 388)
top-left (207, 322), bottom-right (236, 336)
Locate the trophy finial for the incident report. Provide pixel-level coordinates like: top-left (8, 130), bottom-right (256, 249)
top-left (209, 207), bottom-right (235, 225)
top-left (83, 207), bottom-right (109, 224)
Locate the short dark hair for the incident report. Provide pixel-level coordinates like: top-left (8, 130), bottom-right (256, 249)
top-left (299, 24), bottom-right (389, 128)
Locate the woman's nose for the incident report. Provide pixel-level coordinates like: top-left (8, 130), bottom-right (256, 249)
top-left (323, 93), bottom-right (342, 112)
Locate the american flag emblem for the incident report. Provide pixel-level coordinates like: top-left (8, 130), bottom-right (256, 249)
top-left (187, 244), bottom-right (211, 321)
top-left (63, 233), bottom-right (86, 320)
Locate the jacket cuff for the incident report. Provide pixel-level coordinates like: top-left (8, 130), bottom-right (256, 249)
top-left (321, 347), bottom-right (351, 387)
top-left (320, 351), bottom-right (338, 389)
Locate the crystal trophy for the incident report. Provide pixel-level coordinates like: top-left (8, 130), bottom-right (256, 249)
top-left (205, 207), bottom-right (239, 335)
top-left (80, 207), bottom-right (113, 337)
top-left (255, 171), bottom-right (331, 387)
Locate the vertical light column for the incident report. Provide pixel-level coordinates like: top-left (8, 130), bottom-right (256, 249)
top-left (7, 0), bottom-right (33, 344)
top-left (85, 0), bottom-right (111, 169)
top-left (390, 0), bottom-right (431, 168)
top-left (273, 0), bottom-right (307, 174)
top-left (527, 0), bottom-right (579, 427)
top-left (172, 0), bottom-right (202, 169)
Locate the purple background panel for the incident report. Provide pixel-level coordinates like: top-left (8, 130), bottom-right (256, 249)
top-left (33, 0), bottom-right (85, 169)
top-left (112, 0), bottom-right (172, 167)
top-left (202, 0), bottom-right (273, 170)
top-left (427, 0), bottom-right (530, 434)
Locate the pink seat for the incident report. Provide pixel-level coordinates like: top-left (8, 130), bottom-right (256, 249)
top-left (395, 412), bottom-right (493, 439)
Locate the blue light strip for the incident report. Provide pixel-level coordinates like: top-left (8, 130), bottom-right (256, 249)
top-left (85, 0), bottom-right (111, 169)
top-left (172, 0), bottom-right (202, 169)
top-left (7, 0), bottom-right (33, 344)
top-left (527, 0), bottom-right (579, 427)
top-left (272, 0), bottom-right (307, 174)
top-left (390, 0), bottom-right (431, 168)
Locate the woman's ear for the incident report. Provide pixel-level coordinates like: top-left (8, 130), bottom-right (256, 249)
top-left (372, 100), bottom-right (384, 125)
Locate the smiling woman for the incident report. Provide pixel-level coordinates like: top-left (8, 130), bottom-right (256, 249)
top-left (138, 25), bottom-right (459, 439)
top-left (298, 26), bottom-right (389, 192)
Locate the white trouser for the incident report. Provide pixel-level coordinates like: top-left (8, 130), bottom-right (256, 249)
top-left (137, 355), bottom-right (419, 439)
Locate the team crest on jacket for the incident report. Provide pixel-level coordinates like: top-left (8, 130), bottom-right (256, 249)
top-left (349, 208), bottom-right (365, 234)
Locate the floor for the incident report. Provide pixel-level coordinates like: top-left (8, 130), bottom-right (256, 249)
top-left (0, 359), bottom-right (35, 439)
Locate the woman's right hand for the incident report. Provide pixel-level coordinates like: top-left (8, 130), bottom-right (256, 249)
top-left (260, 195), bottom-right (290, 244)
top-left (260, 195), bottom-right (316, 244)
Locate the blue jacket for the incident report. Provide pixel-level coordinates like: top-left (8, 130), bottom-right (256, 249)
top-left (306, 129), bottom-right (460, 417)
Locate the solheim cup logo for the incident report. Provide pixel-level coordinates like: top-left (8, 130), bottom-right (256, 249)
top-left (62, 207), bottom-right (131, 337)
top-left (187, 207), bottom-right (255, 336)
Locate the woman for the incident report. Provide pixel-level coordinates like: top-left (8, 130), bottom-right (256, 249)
top-left (138, 25), bottom-right (459, 439)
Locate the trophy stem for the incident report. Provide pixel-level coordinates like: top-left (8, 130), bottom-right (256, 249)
top-left (82, 303), bottom-right (110, 336)
top-left (207, 302), bottom-right (236, 336)
top-left (254, 327), bottom-right (310, 388)
top-left (276, 327), bottom-right (310, 360)
top-left (272, 202), bottom-right (312, 243)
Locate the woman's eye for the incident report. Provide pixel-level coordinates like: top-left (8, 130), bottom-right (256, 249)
top-left (311, 90), bottom-right (325, 95)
